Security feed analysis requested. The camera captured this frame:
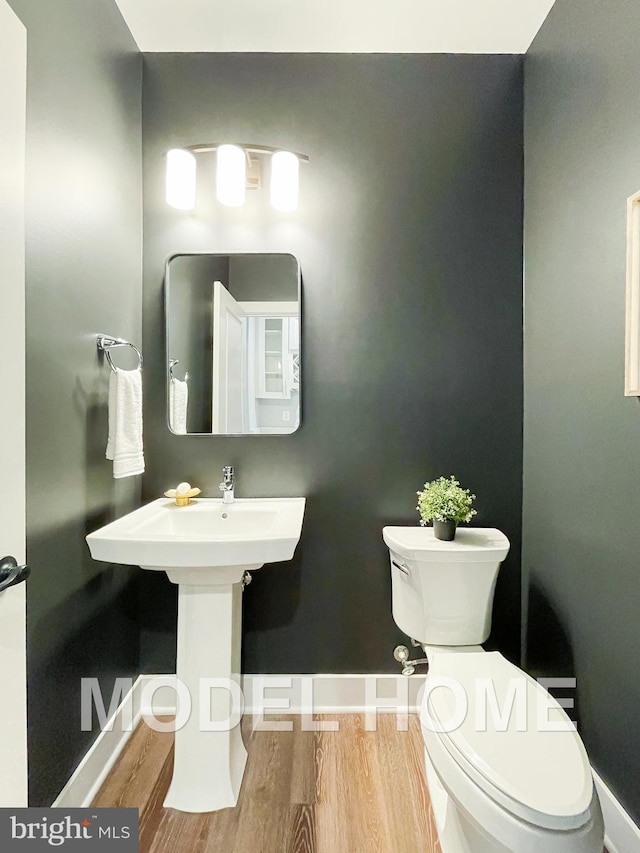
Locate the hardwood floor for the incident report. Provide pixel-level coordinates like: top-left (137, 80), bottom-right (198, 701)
top-left (93, 714), bottom-right (609, 853)
top-left (92, 714), bottom-right (441, 853)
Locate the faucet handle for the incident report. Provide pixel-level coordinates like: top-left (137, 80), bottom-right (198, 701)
top-left (220, 466), bottom-right (235, 502)
top-left (220, 466), bottom-right (234, 492)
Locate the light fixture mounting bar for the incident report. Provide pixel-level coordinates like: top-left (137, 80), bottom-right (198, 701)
top-left (185, 143), bottom-right (309, 163)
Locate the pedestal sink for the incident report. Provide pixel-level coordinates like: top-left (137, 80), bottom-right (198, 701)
top-left (86, 496), bottom-right (305, 813)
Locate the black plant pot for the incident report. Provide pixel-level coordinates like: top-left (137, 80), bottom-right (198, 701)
top-left (433, 519), bottom-right (457, 541)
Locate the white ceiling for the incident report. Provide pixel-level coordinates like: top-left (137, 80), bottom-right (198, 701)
top-left (114, 0), bottom-right (556, 54)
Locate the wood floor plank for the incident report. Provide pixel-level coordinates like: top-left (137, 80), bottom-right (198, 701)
top-left (92, 715), bottom-right (174, 812)
top-left (315, 715), bottom-right (395, 853)
top-left (408, 716), bottom-right (443, 852)
top-left (288, 804), bottom-right (315, 853)
top-left (233, 803), bottom-right (292, 853)
top-left (290, 724), bottom-right (316, 806)
top-left (147, 809), bottom-right (210, 853)
top-left (376, 714), bottom-right (442, 853)
top-left (199, 805), bottom-right (242, 853)
top-left (224, 718), bottom-right (297, 852)
top-left (240, 716), bottom-right (296, 805)
top-left (313, 721), bottom-right (350, 853)
top-left (139, 749), bottom-right (174, 853)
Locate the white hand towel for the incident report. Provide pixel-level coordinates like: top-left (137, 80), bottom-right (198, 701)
top-left (169, 376), bottom-right (188, 435)
top-left (106, 367), bottom-right (145, 479)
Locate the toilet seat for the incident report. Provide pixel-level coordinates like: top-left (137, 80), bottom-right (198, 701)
top-left (422, 651), bottom-right (594, 831)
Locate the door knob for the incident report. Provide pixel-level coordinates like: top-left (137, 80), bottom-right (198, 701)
top-left (0, 556), bottom-right (30, 593)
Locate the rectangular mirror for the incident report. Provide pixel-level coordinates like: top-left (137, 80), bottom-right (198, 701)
top-left (165, 253), bottom-right (301, 435)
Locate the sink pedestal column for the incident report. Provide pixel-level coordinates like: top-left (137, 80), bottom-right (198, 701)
top-left (163, 579), bottom-right (247, 812)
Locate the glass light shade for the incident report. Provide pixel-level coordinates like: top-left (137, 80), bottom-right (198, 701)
top-left (166, 149), bottom-right (196, 210)
top-left (270, 151), bottom-right (299, 212)
top-left (216, 144), bottom-right (246, 207)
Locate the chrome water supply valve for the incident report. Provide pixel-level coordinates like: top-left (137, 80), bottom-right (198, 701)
top-left (393, 644), bottom-right (429, 677)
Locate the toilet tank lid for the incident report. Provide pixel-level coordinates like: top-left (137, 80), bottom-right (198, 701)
top-left (423, 651), bottom-right (594, 830)
top-left (382, 527), bottom-right (510, 562)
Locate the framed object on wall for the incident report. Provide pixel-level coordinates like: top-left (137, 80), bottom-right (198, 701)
top-left (625, 189), bottom-right (640, 395)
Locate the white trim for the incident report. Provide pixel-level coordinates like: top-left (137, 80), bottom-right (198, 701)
top-left (51, 676), bottom-right (143, 808)
top-left (242, 673), bottom-right (426, 714)
top-left (237, 301), bottom-right (298, 317)
top-left (625, 189), bottom-right (640, 395)
top-left (138, 673), bottom-right (426, 716)
top-left (0, 0), bottom-right (28, 809)
top-left (592, 768), bottom-right (640, 853)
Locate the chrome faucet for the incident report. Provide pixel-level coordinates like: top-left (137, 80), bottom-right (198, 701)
top-left (219, 466), bottom-right (235, 504)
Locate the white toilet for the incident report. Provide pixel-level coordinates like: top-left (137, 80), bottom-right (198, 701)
top-left (383, 525), bottom-right (604, 853)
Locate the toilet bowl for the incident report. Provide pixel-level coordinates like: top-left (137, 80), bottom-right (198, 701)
top-left (382, 525), bottom-right (604, 853)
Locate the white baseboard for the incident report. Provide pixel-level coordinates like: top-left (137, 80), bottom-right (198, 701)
top-left (593, 769), bottom-right (640, 853)
top-left (139, 673), bottom-right (427, 716)
top-left (52, 675), bottom-right (143, 808)
top-left (242, 673), bottom-right (427, 715)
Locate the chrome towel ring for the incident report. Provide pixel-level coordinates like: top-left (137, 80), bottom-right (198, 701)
top-left (97, 334), bottom-right (143, 372)
top-left (169, 358), bottom-right (189, 383)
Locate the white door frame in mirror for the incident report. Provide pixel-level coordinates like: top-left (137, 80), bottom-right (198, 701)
top-left (625, 189), bottom-right (640, 395)
top-left (237, 302), bottom-right (298, 316)
top-left (0, 0), bottom-right (28, 807)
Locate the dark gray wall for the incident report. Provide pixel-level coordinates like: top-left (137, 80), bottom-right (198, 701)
top-left (229, 254), bottom-right (298, 301)
top-left (7, 0), bottom-right (142, 806)
top-left (141, 54), bottom-right (524, 675)
top-left (524, 0), bottom-right (640, 824)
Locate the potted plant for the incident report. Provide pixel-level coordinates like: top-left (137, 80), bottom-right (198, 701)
top-left (416, 475), bottom-right (477, 541)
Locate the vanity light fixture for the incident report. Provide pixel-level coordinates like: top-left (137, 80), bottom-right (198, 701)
top-left (165, 143), bottom-right (309, 212)
top-left (165, 149), bottom-right (196, 210)
top-left (216, 144), bottom-right (246, 207)
top-left (270, 151), bottom-right (299, 212)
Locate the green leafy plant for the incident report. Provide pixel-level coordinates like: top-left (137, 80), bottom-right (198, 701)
top-left (416, 475), bottom-right (477, 525)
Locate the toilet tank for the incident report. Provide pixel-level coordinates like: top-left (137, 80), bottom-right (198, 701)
top-left (382, 527), bottom-right (510, 646)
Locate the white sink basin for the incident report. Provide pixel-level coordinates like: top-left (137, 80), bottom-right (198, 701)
top-left (86, 496), bottom-right (306, 585)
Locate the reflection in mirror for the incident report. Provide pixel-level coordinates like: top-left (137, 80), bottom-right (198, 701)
top-left (166, 253), bottom-right (301, 435)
